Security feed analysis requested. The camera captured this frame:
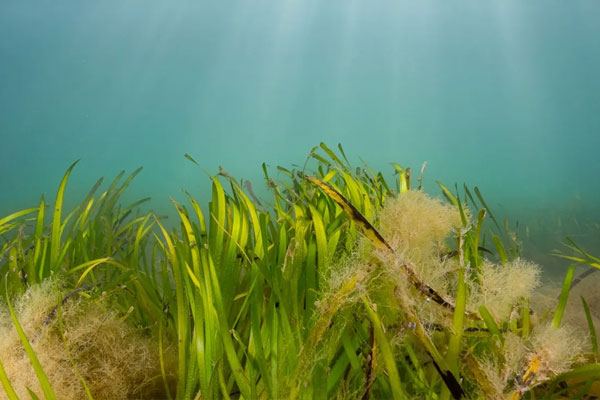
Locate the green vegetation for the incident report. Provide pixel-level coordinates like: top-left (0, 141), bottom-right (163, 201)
top-left (0, 143), bottom-right (598, 399)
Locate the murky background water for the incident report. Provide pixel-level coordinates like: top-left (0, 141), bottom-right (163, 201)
top-left (1, 1), bottom-right (598, 276)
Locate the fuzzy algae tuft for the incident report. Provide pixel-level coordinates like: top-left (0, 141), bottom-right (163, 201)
top-left (471, 258), bottom-right (541, 320)
top-left (378, 190), bottom-right (463, 261)
top-left (0, 143), bottom-right (598, 399)
top-left (0, 280), bottom-right (176, 400)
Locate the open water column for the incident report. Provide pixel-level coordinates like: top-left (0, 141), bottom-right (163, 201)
top-left (0, 1), bottom-right (599, 399)
top-left (1, 1), bottom-right (599, 273)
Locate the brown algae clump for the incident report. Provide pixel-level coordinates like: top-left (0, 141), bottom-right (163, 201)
top-left (377, 190), bottom-right (462, 264)
top-left (482, 323), bottom-right (588, 398)
top-left (0, 280), bottom-right (176, 400)
top-left (470, 258), bottom-right (542, 320)
top-left (527, 323), bottom-right (587, 381)
top-left (373, 191), bottom-right (463, 323)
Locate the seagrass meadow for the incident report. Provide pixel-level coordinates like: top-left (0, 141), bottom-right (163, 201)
top-left (0, 143), bottom-right (599, 400)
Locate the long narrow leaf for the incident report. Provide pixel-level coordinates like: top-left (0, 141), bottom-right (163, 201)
top-left (50, 160), bottom-right (79, 269)
top-left (5, 278), bottom-right (56, 400)
top-left (553, 265), bottom-right (575, 328)
top-left (581, 296), bottom-right (598, 354)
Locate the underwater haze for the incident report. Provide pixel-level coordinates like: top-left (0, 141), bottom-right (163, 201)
top-left (1, 1), bottom-right (599, 274)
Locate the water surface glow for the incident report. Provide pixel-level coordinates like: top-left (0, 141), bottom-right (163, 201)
top-left (1, 1), bottom-right (598, 273)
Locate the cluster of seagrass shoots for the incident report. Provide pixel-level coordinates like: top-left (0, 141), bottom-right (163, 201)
top-left (0, 143), bottom-right (598, 399)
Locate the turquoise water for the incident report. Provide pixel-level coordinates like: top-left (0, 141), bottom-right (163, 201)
top-left (1, 1), bottom-right (598, 274)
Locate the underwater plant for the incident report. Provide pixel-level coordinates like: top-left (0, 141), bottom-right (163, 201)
top-left (0, 280), bottom-right (176, 399)
top-left (0, 143), bottom-right (598, 399)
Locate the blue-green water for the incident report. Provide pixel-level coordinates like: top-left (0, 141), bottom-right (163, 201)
top-left (1, 1), bottom-right (599, 274)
